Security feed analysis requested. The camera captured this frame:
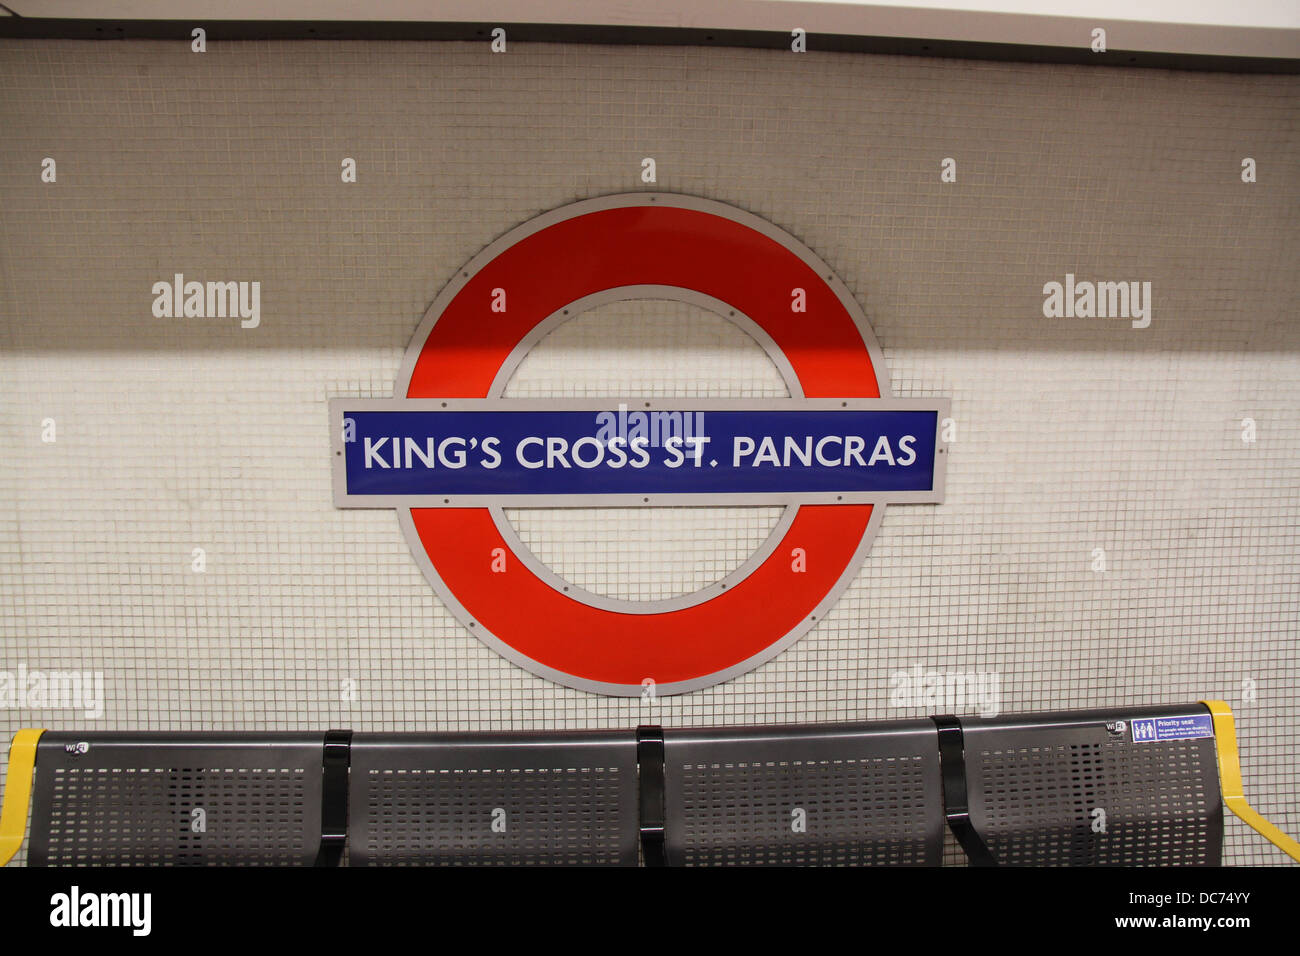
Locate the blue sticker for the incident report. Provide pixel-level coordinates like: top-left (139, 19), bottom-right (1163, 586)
top-left (1130, 714), bottom-right (1215, 743)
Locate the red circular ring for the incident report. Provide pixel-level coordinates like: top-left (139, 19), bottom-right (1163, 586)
top-left (404, 199), bottom-right (880, 693)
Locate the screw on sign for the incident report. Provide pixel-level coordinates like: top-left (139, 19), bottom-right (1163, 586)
top-left (331, 194), bottom-right (950, 695)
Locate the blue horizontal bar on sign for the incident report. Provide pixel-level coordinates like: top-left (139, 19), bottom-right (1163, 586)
top-left (339, 408), bottom-right (940, 498)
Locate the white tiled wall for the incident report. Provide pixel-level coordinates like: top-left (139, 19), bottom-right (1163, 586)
top-left (0, 39), bottom-right (1296, 865)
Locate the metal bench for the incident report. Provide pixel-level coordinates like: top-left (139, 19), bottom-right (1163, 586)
top-left (346, 730), bottom-right (640, 866)
top-left (943, 706), bottom-right (1224, 865)
top-left (645, 720), bottom-right (944, 866)
top-left (2, 701), bottom-right (1294, 867)
top-left (4, 731), bottom-right (329, 866)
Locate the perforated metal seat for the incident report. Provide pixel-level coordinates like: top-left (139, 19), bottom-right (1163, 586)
top-left (4, 706), bottom-right (1259, 869)
top-left (347, 731), bottom-right (640, 866)
top-left (28, 732), bottom-right (326, 866)
top-left (660, 720), bottom-right (944, 866)
top-left (960, 706), bottom-right (1223, 865)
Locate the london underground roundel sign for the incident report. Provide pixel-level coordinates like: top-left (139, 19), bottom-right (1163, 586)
top-left (331, 194), bottom-right (949, 696)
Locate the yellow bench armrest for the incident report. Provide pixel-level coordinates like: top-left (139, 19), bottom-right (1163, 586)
top-left (0, 729), bottom-right (45, 867)
top-left (1202, 700), bottom-right (1300, 863)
